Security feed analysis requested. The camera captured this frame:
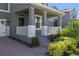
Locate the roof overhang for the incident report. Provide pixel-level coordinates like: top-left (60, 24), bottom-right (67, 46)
top-left (62, 8), bottom-right (75, 12)
top-left (30, 3), bottom-right (65, 16)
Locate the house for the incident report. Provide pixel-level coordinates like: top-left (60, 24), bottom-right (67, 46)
top-left (62, 8), bottom-right (77, 27)
top-left (0, 3), bottom-right (65, 44)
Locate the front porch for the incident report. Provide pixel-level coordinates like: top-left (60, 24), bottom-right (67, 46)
top-left (15, 4), bottom-right (64, 38)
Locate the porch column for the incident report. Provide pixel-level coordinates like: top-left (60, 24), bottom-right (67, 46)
top-left (42, 11), bottom-right (48, 36)
top-left (58, 16), bottom-right (62, 32)
top-left (28, 7), bottom-right (35, 37)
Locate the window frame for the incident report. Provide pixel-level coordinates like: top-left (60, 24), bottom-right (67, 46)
top-left (35, 15), bottom-right (42, 30)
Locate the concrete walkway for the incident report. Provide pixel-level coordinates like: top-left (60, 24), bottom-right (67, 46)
top-left (0, 37), bottom-right (48, 56)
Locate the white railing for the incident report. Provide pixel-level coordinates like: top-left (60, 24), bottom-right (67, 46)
top-left (48, 26), bottom-right (61, 35)
top-left (16, 26), bottom-right (28, 35)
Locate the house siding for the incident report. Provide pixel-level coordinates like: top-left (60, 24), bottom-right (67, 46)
top-left (0, 3), bottom-right (65, 44)
top-left (10, 3), bottom-right (31, 13)
top-left (9, 13), bottom-right (32, 44)
top-left (62, 12), bottom-right (71, 27)
top-left (0, 11), bottom-right (10, 19)
top-left (0, 3), bottom-right (8, 11)
top-left (62, 8), bottom-right (77, 27)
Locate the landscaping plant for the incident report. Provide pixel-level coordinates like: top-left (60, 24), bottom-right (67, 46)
top-left (48, 37), bottom-right (77, 56)
top-left (48, 20), bottom-right (79, 56)
top-left (31, 37), bottom-right (40, 47)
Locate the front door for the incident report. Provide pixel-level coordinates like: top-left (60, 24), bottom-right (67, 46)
top-left (35, 15), bottom-right (42, 36)
top-left (0, 19), bottom-right (6, 37)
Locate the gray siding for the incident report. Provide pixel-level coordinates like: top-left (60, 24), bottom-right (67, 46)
top-left (24, 12), bottom-right (29, 26)
top-left (62, 12), bottom-right (70, 27)
top-left (9, 13), bottom-right (31, 44)
top-left (9, 3), bottom-right (33, 44)
top-left (0, 11), bottom-right (10, 19)
top-left (0, 3), bottom-right (8, 11)
top-left (10, 3), bottom-right (31, 13)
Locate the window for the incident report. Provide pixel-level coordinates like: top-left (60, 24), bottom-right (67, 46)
top-left (18, 17), bottom-right (24, 26)
top-left (35, 15), bottom-right (42, 29)
top-left (1, 21), bottom-right (4, 24)
top-left (6, 21), bottom-right (10, 26)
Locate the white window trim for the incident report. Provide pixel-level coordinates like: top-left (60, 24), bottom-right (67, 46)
top-left (35, 15), bottom-right (42, 30)
top-left (0, 3), bottom-right (10, 13)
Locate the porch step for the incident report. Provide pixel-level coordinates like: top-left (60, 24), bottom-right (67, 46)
top-left (38, 36), bottom-right (50, 48)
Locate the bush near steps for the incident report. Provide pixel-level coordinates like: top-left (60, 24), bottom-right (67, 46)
top-left (48, 37), bottom-right (79, 56)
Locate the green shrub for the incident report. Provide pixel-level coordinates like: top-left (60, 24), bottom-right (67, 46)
top-left (53, 19), bottom-right (59, 26)
top-left (48, 41), bottom-right (67, 56)
top-left (69, 20), bottom-right (79, 28)
top-left (31, 37), bottom-right (40, 47)
top-left (49, 34), bottom-right (60, 42)
top-left (65, 51), bottom-right (74, 56)
top-left (70, 54), bottom-right (76, 56)
top-left (54, 37), bottom-right (77, 47)
top-left (48, 37), bottom-right (77, 56)
top-left (60, 27), bottom-right (74, 37)
top-left (60, 20), bottom-right (79, 42)
top-left (74, 48), bottom-right (79, 55)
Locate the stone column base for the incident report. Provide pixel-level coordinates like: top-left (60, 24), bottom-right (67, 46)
top-left (28, 25), bottom-right (36, 37)
top-left (41, 26), bottom-right (48, 36)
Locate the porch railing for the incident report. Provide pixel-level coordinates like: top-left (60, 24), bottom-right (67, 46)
top-left (48, 26), bottom-right (61, 35)
top-left (16, 26), bottom-right (28, 35)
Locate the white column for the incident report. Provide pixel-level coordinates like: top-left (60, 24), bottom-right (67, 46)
top-left (28, 7), bottom-right (35, 37)
top-left (41, 11), bottom-right (48, 36)
top-left (59, 16), bottom-right (62, 30)
top-left (58, 16), bottom-right (62, 32)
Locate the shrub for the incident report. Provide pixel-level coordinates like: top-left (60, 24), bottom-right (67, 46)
top-left (60, 27), bottom-right (74, 37)
top-left (53, 19), bottom-right (59, 26)
top-left (70, 54), bottom-right (76, 56)
top-left (74, 48), bottom-right (79, 55)
top-left (54, 37), bottom-right (77, 46)
top-left (48, 41), bottom-right (67, 56)
top-left (31, 37), bottom-right (40, 47)
top-left (60, 20), bottom-right (79, 43)
top-left (49, 34), bottom-right (60, 42)
top-left (48, 37), bottom-right (77, 56)
top-left (65, 51), bottom-right (74, 56)
top-left (68, 20), bottom-right (79, 28)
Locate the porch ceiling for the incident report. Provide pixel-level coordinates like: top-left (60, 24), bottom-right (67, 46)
top-left (30, 3), bottom-right (65, 16)
top-left (16, 8), bottom-right (58, 17)
top-left (35, 9), bottom-right (57, 17)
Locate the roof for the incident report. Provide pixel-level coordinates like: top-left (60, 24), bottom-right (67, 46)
top-left (62, 8), bottom-right (76, 12)
top-left (30, 3), bottom-right (65, 16)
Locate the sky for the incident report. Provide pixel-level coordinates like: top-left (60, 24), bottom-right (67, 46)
top-left (48, 3), bottom-right (79, 18)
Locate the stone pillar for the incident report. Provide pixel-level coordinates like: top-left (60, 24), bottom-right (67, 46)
top-left (41, 11), bottom-right (48, 36)
top-left (28, 7), bottom-right (35, 37)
